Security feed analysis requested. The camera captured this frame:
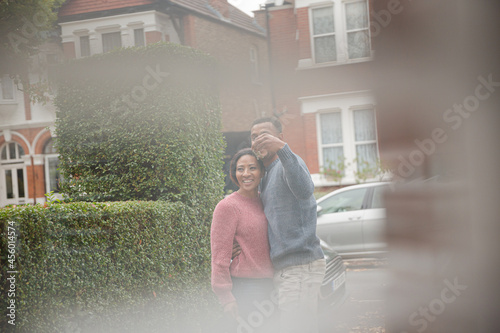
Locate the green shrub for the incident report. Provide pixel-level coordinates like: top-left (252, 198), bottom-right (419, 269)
top-left (54, 42), bottom-right (225, 215)
top-left (0, 201), bottom-right (220, 332)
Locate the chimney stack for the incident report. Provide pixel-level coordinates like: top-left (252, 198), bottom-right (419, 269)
top-left (209, 0), bottom-right (230, 18)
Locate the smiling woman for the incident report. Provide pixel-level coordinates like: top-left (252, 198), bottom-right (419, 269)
top-left (230, 149), bottom-right (265, 198)
top-left (210, 148), bottom-right (277, 332)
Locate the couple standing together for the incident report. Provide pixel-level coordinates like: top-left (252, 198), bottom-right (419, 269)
top-left (211, 117), bottom-right (326, 333)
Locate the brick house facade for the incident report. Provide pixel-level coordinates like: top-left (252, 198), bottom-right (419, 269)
top-left (0, 0), bottom-right (270, 206)
top-left (260, 0), bottom-right (382, 188)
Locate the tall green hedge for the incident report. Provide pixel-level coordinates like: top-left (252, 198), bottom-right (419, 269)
top-left (0, 201), bottom-right (220, 332)
top-left (54, 42), bottom-right (225, 213)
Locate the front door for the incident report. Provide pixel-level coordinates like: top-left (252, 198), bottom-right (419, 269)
top-left (0, 165), bottom-right (27, 206)
top-left (0, 142), bottom-right (27, 207)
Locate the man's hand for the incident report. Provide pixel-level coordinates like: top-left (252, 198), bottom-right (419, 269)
top-left (224, 301), bottom-right (239, 319)
top-left (251, 133), bottom-right (286, 157)
top-left (232, 241), bottom-right (241, 260)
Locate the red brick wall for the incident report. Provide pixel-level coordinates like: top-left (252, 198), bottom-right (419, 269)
top-left (26, 165), bottom-right (46, 199)
top-left (34, 131), bottom-right (52, 155)
top-left (192, 15), bottom-right (272, 132)
top-left (145, 31), bottom-right (162, 44)
top-left (183, 15), bottom-right (197, 47)
top-left (59, 0), bottom-right (154, 17)
top-left (303, 113), bottom-right (319, 173)
top-left (62, 42), bottom-right (76, 59)
top-left (208, 0), bottom-right (230, 18)
top-left (297, 7), bottom-right (312, 60)
top-left (23, 90), bottom-right (32, 121)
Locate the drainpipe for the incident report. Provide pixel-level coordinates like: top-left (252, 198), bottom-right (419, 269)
top-left (31, 155), bottom-right (36, 204)
top-left (264, 4), bottom-right (278, 118)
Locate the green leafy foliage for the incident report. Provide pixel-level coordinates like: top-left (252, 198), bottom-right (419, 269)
top-left (321, 158), bottom-right (349, 185)
top-left (0, 201), bottom-right (220, 332)
top-left (0, 42), bottom-right (228, 332)
top-left (353, 158), bottom-right (390, 183)
top-left (54, 42), bottom-right (225, 217)
top-left (0, 0), bottom-right (65, 74)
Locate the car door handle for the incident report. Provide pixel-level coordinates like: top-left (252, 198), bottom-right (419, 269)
top-left (348, 216), bottom-right (362, 220)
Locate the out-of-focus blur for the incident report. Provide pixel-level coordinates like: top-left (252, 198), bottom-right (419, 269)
top-left (373, 1), bottom-right (500, 332)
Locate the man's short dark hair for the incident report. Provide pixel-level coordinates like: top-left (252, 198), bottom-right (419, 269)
top-left (252, 117), bottom-right (283, 133)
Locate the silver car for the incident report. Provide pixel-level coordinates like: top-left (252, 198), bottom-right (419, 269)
top-left (316, 182), bottom-right (390, 258)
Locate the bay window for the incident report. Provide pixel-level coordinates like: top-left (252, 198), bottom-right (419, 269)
top-left (303, 91), bottom-right (378, 184)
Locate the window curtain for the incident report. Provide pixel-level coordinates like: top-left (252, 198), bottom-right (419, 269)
top-left (313, 6), bottom-right (336, 63)
top-left (321, 112), bottom-right (344, 166)
top-left (345, 1), bottom-right (370, 59)
top-left (353, 109), bottom-right (377, 170)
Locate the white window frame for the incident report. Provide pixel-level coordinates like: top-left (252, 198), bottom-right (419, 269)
top-left (0, 143), bottom-right (28, 206)
top-left (351, 106), bottom-right (379, 172)
top-left (43, 138), bottom-right (62, 196)
top-left (0, 74), bottom-right (16, 103)
top-left (317, 108), bottom-right (345, 172)
top-left (310, 5), bottom-right (337, 63)
top-left (44, 154), bottom-right (61, 194)
top-left (308, 0), bottom-right (372, 66)
top-left (80, 35), bottom-right (91, 57)
top-left (343, 0), bottom-right (371, 60)
top-left (134, 28), bottom-right (146, 47)
top-left (102, 31), bottom-right (122, 53)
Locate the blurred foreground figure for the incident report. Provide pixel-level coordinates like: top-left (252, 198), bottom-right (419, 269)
top-left (373, 1), bottom-right (500, 332)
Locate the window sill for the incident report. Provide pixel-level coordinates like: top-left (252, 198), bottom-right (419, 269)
top-left (0, 100), bottom-right (17, 105)
top-left (312, 173), bottom-right (389, 188)
top-left (296, 56), bottom-right (373, 71)
top-left (0, 102), bottom-right (18, 117)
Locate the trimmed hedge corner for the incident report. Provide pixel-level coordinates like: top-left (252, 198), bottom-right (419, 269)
top-left (54, 42), bottom-right (225, 213)
top-left (0, 201), bottom-right (221, 332)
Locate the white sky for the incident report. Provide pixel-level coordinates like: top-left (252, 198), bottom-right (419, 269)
top-left (229, 0), bottom-right (267, 16)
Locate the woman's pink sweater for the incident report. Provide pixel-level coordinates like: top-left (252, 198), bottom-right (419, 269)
top-left (210, 191), bottom-right (274, 305)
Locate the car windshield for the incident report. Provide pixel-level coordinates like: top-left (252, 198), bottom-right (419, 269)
top-left (319, 188), bottom-right (367, 214)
